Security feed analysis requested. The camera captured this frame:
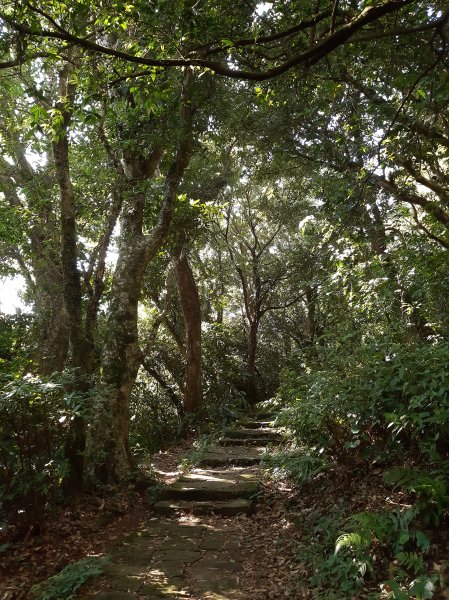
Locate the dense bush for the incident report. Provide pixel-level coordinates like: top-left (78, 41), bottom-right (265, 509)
top-left (0, 313), bottom-right (34, 375)
top-left (129, 321), bottom-right (247, 455)
top-left (278, 338), bottom-right (449, 466)
top-left (0, 371), bottom-right (95, 525)
top-left (277, 337), bottom-right (449, 598)
top-left (129, 375), bottom-right (182, 455)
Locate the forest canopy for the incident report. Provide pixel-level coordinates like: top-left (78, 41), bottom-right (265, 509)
top-left (1, 0), bottom-right (449, 597)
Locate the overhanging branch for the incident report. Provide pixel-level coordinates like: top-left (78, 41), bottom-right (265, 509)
top-left (0, 1), bottom-right (423, 80)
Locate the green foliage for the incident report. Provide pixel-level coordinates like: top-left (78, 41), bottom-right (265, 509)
top-left (280, 337), bottom-right (449, 598)
top-left (279, 339), bottom-right (449, 465)
top-left (294, 506), bottom-right (370, 599)
top-left (336, 508), bottom-right (422, 557)
top-left (292, 503), bottom-right (441, 599)
top-left (200, 322), bottom-right (249, 426)
top-left (333, 507), bottom-right (442, 599)
top-left (0, 370), bottom-right (96, 523)
top-left (179, 433), bottom-right (216, 471)
top-left (384, 468), bottom-right (449, 525)
top-left (0, 313), bottom-right (33, 375)
top-left (29, 555), bottom-right (110, 600)
top-left (262, 451), bottom-right (328, 486)
top-left (129, 375), bottom-right (182, 455)
top-left (382, 574), bottom-right (441, 600)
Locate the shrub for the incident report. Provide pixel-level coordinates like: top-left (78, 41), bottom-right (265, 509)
top-left (129, 375), bottom-right (182, 455)
top-left (279, 339), bottom-right (449, 598)
top-left (0, 370), bottom-right (95, 525)
top-left (262, 451), bottom-right (328, 485)
top-left (278, 339), bottom-right (449, 467)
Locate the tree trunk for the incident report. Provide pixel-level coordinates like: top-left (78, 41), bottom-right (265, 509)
top-left (89, 70), bottom-right (195, 482)
top-left (172, 246), bottom-right (202, 412)
top-left (245, 317), bottom-right (259, 404)
top-left (32, 250), bottom-right (69, 375)
top-left (52, 66), bottom-right (90, 495)
top-left (97, 222), bottom-right (148, 482)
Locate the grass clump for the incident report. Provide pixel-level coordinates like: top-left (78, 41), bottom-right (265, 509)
top-left (29, 555), bottom-right (110, 600)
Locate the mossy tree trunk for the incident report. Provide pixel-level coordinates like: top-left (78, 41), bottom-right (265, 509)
top-left (52, 66), bottom-right (90, 494)
top-left (90, 71), bottom-right (195, 482)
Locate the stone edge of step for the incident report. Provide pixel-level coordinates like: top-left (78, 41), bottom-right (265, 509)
top-left (153, 498), bottom-right (253, 516)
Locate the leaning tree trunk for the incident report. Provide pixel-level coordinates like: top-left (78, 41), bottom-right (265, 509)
top-left (172, 245), bottom-right (202, 412)
top-left (89, 71), bottom-right (195, 482)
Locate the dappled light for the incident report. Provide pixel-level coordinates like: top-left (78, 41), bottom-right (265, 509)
top-left (1, 0), bottom-right (449, 598)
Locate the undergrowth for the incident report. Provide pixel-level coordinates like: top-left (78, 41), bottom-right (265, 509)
top-left (29, 555), bottom-right (110, 600)
top-left (178, 432), bottom-right (218, 470)
top-left (274, 337), bottom-right (449, 598)
top-left (288, 473), bottom-right (447, 599)
top-left (262, 451), bottom-right (329, 485)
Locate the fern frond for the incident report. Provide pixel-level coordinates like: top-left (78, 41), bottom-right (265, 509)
top-left (335, 531), bottom-right (371, 555)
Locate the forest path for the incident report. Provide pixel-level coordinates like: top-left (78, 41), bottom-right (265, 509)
top-left (82, 413), bottom-right (282, 600)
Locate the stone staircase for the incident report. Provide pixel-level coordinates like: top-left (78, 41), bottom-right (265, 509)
top-left (152, 412), bottom-right (281, 517)
top-left (84, 412), bottom-right (282, 599)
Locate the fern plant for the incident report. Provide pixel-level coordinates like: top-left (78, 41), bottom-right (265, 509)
top-left (29, 556), bottom-right (110, 600)
top-left (333, 506), bottom-right (439, 598)
top-left (262, 451), bottom-right (329, 485)
top-left (300, 507), bottom-right (371, 598)
top-left (384, 467), bottom-right (449, 525)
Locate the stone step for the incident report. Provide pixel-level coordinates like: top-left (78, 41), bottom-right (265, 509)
top-left (197, 446), bottom-right (265, 468)
top-left (226, 427), bottom-right (283, 441)
top-left (241, 420), bottom-right (274, 428)
top-left (218, 436), bottom-right (273, 447)
top-left (160, 469), bottom-right (259, 501)
top-left (253, 411), bottom-right (277, 420)
top-left (153, 498), bottom-right (253, 517)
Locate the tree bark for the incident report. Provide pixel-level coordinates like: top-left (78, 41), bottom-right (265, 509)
top-left (52, 66), bottom-right (89, 494)
top-left (172, 245), bottom-right (202, 412)
top-left (98, 219), bottom-right (149, 482)
top-left (34, 267), bottom-right (69, 375)
top-left (245, 316), bottom-right (260, 405)
top-left (90, 71), bottom-right (195, 482)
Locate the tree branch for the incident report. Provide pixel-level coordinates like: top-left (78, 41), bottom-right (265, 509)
top-left (1, 1), bottom-right (417, 80)
top-left (261, 292), bottom-right (307, 315)
top-left (411, 205), bottom-right (449, 250)
top-left (370, 173), bottom-right (449, 229)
